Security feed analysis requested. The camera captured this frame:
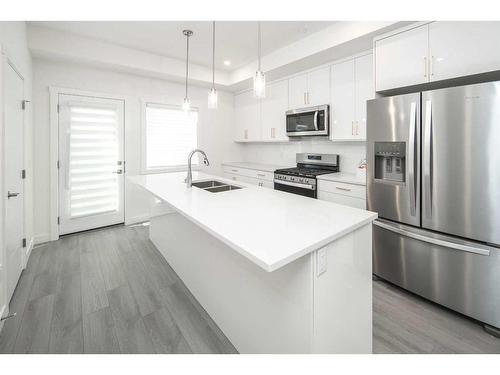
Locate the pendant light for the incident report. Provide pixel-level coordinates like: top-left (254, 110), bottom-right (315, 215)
top-left (253, 21), bottom-right (266, 98)
top-left (182, 29), bottom-right (193, 112)
top-left (208, 21), bottom-right (218, 109)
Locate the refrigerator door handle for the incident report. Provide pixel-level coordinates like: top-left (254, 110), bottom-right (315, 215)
top-left (423, 99), bottom-right (433, 218)
top-left (408, 102), bottom-right (417, 216)
top-left (374, 220), bottom-right (491, 256)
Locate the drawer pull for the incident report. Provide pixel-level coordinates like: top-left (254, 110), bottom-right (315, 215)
top-left (231, 169), bottom-right (239, 173)
top-left (336, 187), bottom-right (351, 192)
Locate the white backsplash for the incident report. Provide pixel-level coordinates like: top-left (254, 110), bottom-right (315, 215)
top-left (237, 138), bottom-right (366, 173)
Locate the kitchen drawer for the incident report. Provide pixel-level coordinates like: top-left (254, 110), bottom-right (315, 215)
top-left (318, 190), bottom-right (366, 209)
top-left (317, 180), bottom-right (366, 199)
top-left (222, 166), bottom-right (274, 182)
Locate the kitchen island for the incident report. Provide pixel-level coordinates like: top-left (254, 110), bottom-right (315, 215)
top-left (129, 171), bottom-right (377, 353)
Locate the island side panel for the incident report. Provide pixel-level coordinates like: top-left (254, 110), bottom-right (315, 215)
top-left (150, 211), bottom-right (314, 354)
top-left (312, 223), bottom-right (372, 353)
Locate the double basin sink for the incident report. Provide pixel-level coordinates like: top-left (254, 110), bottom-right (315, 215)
top-left (192, 180), bottom-right (243, 193)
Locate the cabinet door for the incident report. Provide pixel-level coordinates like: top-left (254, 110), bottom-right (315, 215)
top-left (261, 80), bottom-right (289, 141)
top-left (330, 59), bottom-right (355, 140)
top-left (375, 25), bottom-right (429, 92)
top-left (354, 54), bottom-right (374, 140)
top-left (429, 21), bottom-right (500, 82)
top-left (258, 179), bottom-right (274, 189)
top-left (307, 67), bottom-right (330, 106)
top-left (288, 73), bottom-right (308, 109)
top-left (234, 90), bottom-right (261, 142)
top-left (318, 190), bottom-right (366, 209)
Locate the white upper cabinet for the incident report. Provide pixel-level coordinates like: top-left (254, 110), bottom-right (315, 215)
top-left (375, 21), bottom-right (500, 92)
top-left (354, 54), bottom-right (374, 140)
top-left (429, 22), bottom-right (500, 82)
top-left (234, 90), bottom-right (261, 142)
top-left (288, 67), bottom-right (330, 109)
top-left (261, 80), bottom-right (289, 142)
top-left (375, 24), bottom-right (429, 92)
top-left (288, 73), bottom-right (308, 109)
top-left (331, 59), bottom-right (356, 140)
top-left (330, 54), bottom-right (373, 141)
top-left (307, 67), bottom-right (331, 106)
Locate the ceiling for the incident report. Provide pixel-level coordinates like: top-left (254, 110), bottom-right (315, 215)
top-left (29, 21), bottom-right (335, 71)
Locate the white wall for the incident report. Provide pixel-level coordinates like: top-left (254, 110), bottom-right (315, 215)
top-left (33, 58), bottom-right (240, 243)
top-left (0, 21), bottom-right (33, 319)
top-left (236, 140), bottom-right (366, 173)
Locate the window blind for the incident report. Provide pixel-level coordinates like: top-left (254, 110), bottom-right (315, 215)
top-left (145, 104), bottom-right (198, 170)
top-left (68, 104), bottom-right (120, 218)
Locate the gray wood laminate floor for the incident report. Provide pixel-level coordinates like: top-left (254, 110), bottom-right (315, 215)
top-left (1, 224), bottom-right (499, 354)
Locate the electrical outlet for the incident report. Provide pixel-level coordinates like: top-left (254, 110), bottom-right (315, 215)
top-left (316, 248), bottom-right (327, 276)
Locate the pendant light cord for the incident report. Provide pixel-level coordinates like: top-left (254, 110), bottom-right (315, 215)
top-left (257, 22), bottom-right (262, 71)
top-left (212, 21), bottom-right (216, 87)
top-left (185, 32), bottom-right (190, 98)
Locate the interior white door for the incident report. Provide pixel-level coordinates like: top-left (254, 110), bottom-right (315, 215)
top-left (4, 61), bottom-right (25, 302)
top-left (58, 94), bottom-right (125, 235)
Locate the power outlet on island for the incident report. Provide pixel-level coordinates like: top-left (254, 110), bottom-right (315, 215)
top-left (316, 248), bottom-right (327, 277)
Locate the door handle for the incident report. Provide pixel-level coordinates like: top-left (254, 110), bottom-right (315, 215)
top-left (112, 170), bottom-right (123, 174)
top-left (7, 191), bottom-right (20, 199)
top-left (374, 220), bottom-right (490, 256)
top-left (313, 111), bottom-right (319, 130)
top-left (408, 101), bottom-right (417, 216)
top-left (423, 99), bottom-right (433, 218)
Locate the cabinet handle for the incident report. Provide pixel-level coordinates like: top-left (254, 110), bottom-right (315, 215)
top-left (303, 92), bottom-right (307, 105)
top-left (271, 127), bottom-right (275, 138)
top-left (356, 121), bottom-right (359, 136)
top-left (336, 186), bottom-right (352, 192)
top-left (257, 173), bottom-right (265, 177)
top-left (231, 169), bottom-right (239, 173)
top-left (424, 56), bottom-right (427, 78)
top-left (244, 129), bottom-right (248, 140)
top-left (351, 121), bottom-right (354, 136)
top-left (431, 55), bottom-right (435, 77)
top-left (307, 92), bottom-right (310, 105)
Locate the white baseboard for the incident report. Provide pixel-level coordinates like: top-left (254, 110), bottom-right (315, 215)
top-left (34, 233), bottom-right (51, 245)
top-left (125, 214), bottom-right (150, 226)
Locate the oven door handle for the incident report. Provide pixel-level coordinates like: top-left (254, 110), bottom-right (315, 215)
top-left (274, 179), bottom-right (315, 190)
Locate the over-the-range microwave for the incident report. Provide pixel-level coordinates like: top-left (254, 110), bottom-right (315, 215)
top-left (286, 104), bottom-right (329, 137)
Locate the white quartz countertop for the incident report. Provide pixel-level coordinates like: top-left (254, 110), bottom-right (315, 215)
top-left (317, 172), bottom-right (367, 186)
top-left (129, 172), bottom-right (376, 272)
top-left (222, 161), bottom-right (289, 173)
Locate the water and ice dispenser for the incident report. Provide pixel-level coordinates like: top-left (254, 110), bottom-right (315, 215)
top-left (374, 142), bottom-right (406, 183)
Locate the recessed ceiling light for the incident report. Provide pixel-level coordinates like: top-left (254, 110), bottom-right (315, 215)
top-left (223, 60), bottom-right (231, 66)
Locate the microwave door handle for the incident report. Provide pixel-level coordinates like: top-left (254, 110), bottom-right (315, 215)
top-left (408, 102), bottom-right (417, 216)
top-left (313, 111), bottom-right (319, 130)
top-left (423, 99), bottom-right (433, 218)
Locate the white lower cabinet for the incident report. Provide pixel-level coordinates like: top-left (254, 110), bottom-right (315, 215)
top-left (317, 180), bottom-right (366, 209)
top-left (223, 166), bottom-right (274, 189)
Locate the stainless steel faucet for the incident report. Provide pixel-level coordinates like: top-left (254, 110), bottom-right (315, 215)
top-left (186, 149), bottom-right (210, 187)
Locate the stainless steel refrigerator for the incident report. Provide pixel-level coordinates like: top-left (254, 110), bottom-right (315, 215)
top-left (367, 81), bottom-right (500, 334)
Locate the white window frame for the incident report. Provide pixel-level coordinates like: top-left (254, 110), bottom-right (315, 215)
top-left (140, 100), bottom-right (200, 174)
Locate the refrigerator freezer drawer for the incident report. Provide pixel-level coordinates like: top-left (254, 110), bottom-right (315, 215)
top-left (373, 219), bottom-right (500, 329)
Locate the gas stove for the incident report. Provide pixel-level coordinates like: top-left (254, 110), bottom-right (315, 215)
top-left (274, 153), bottom-right (339, 198)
